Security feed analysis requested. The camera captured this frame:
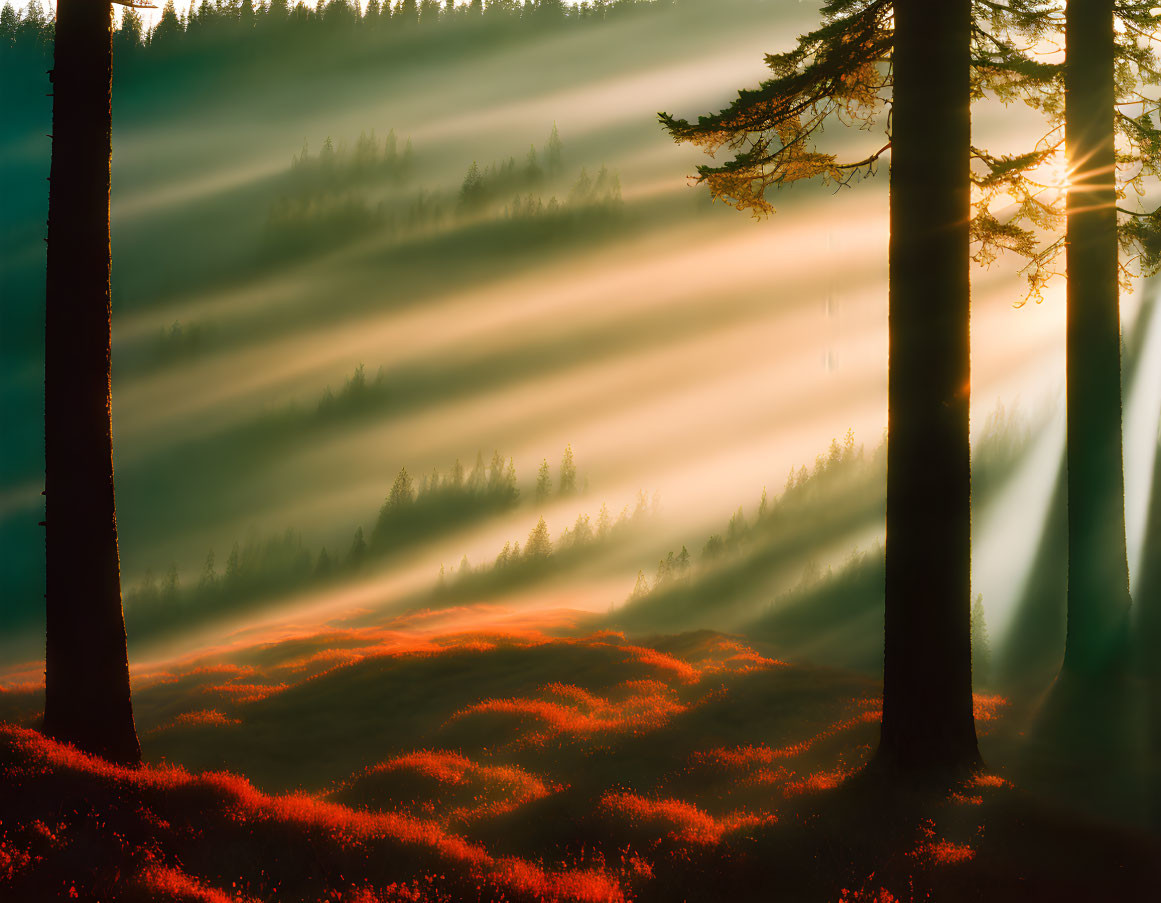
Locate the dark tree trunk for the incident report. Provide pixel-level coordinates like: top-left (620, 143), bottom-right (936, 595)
top-left (42, 0), bottom-right (140, 765)
top-left (1062, 0), bottom-right (1132, 678)
top-left (1137, 430), bottom-right (1161, 829)
top-left (875, 0), bottom-right (980, 776)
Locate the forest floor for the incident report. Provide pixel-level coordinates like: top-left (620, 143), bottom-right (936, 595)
top-left (1, 609), bottom-right (1159, 902)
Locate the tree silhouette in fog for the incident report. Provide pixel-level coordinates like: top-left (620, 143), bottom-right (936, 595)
top-left (1059, 0), bottom-right (1134, 677)
top-left (42, 0), bottom-right (140, 764)
top-left (663, 0), bottom-right (980, 777)
top-left (970, 1), bottom-right (1161, 679)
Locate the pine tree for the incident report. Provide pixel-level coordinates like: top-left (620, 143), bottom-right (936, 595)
top-left (348, 526), bottom-right (367, 568)
top-left (114, 7), bottom-right (143, 52)
top-left (536, 458), bottom-right (552, 502)
top-left (316, 547), bottom-right (333, 578)
top-left (971, 594), bottom-right (992, 688)
top-left (396, 0), bottom-right (419, 28)
top-left (384, 467), bottom-right (414, 510)
top-left (225, 542), bottom-right (241, 584)
top-left (970, 1), bottom-right (1158, 678)
top-left (504, 457), bottom-right (519, 503)
top-left (545, 122), bottom-right (563, 174)
top-left (198, 551), bottom-right (218, 591)
top-left (487, 450), bottom-right (506, 494)
top-left (572, 513), bottom-right (593, 545)
top-left (663, 0), bottom-right (979, 776)
top-left (43, 0), bottom-right (141, 766)
top-left (525, 516), bottom-right (552, 559)
top-left (153, 1), bottom-right (185, 44)
top-left (525, 144), bottom-right (542, 183)
top-left (558, 444), bottom-right (577, 495)
top-left (161, 564), bottom-right (180, 605)
top-left (1060, 0), bottom-right (1133, 676)
top-left (419, 0), bottom-right (442, 26)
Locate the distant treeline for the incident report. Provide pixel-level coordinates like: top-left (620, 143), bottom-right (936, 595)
top-left (1, 1), bottom-right (703, 62)
top-left (124, 444), bottom-right (584, 638)
top-left (614, 408), bottom-right (1033, 627)
top-left (625, 429), bottom-right (874, 606)
top-left (263, 124), bottom-right (623, 256)
top-left (432, 488), bottom-right (657, 605)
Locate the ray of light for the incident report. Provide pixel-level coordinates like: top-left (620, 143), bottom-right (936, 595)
top-left (1125, 285), bottom-right (1161, 595)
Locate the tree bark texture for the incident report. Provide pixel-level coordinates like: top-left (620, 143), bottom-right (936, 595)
top-left (42, 0), bottom-right (141, 765)
top-left (877, 0), bottom-right (980, 776)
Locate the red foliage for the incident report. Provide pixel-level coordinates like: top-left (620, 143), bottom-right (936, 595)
top-left (0, 725), bottom-right (629, 902)
top-left (452, 680), bottom-right (687, 745)
top-left (695, 698), bottom-right (880, 774)
top-left (782, 767), bottom-right (855, 797)
top-left (599, 791), bottom-right (773, 845)
top-left (971, 693), bottom-right (1008, 723)
top-left (135, 863), bottom-right (252, 903)
top-left (152, 709), bottom-right (242, 733)
top-left (347, 750), bottom-right (554, 824)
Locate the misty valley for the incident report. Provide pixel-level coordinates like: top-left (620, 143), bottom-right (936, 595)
top-left (2, 2), bottom-right (1161, 902)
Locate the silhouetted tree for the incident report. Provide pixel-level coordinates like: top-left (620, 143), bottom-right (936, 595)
top-left (42, 0), bottom-right (141, 765)
top-left (971, 595), bottom-right (992, 688)
top-left (545, 122), bottom-right (563, 174)
top-left (879, 0), bottom-right (978, 775)
top-left (558, 445), bottom-right (577, 495)
top-left (396, 0), bottom-right (418, 27)
top-left (1139, 432), bottom-right (1161, 830)
top-left (348, 526), bottom-right (368, 568)
top-left (525, 516), bottom-right (552, 558)
top-left (663, 0), bottom-right (979, 776)
top-left (1060, 0), bottom-right (1133, 677)
top-left (535, 458), bottom-right (552, 502)
top-left (971, 1), bottom-right (1161, 678)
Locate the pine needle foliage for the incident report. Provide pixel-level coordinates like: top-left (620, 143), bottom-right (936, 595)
top-left (660, 0), bottom-right (1161, 300)
top-left (658, 0), bottom-right (893, 215)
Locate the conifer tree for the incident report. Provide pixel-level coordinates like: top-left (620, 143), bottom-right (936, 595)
top-left (525, 516), bottom-right (552, 558)
top-left (558, 444), bottom-right (577, 495)
top-left (597, 502), bottom-right (611, 537)
top-left (396, 0), bottom-right (419, 27)
top-left (153, 0), bottom-right (184, 44)
top-left (971, 1), bottom-right (1161, 678)
top-left (1060, 0), bottom-right (1133, 676)
top-left (43, 0), bottom-right (140, 765)
top-left (348, 526), bottom-right (368, 568)
top-left (385, 467), bottom-right (415, 510)
top-left (536, 458), bottom-right (552, 502)
top-left (545, 122), bottom-right (563, 174)
top-left (971, 594), bottom-right (993, 688)
top-left (572, 512), bottom-right (593, 545)
top-left (663, 0), bottom-right (980, 776)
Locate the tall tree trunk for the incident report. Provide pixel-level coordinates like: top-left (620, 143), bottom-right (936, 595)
top-left (42, 0), bottom-right (140, 765)
top-left (1062, 0), bottom-right (1132, 678)
top-left (1139, 432), bottom-right (1161, 830)
top-left (875, 0), bottom-right (980, 776)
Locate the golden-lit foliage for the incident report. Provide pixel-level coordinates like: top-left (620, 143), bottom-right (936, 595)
top-left (661, 0), bottom-right (893, 215)
top-left (968, 1), bottom-right (1161, 302)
